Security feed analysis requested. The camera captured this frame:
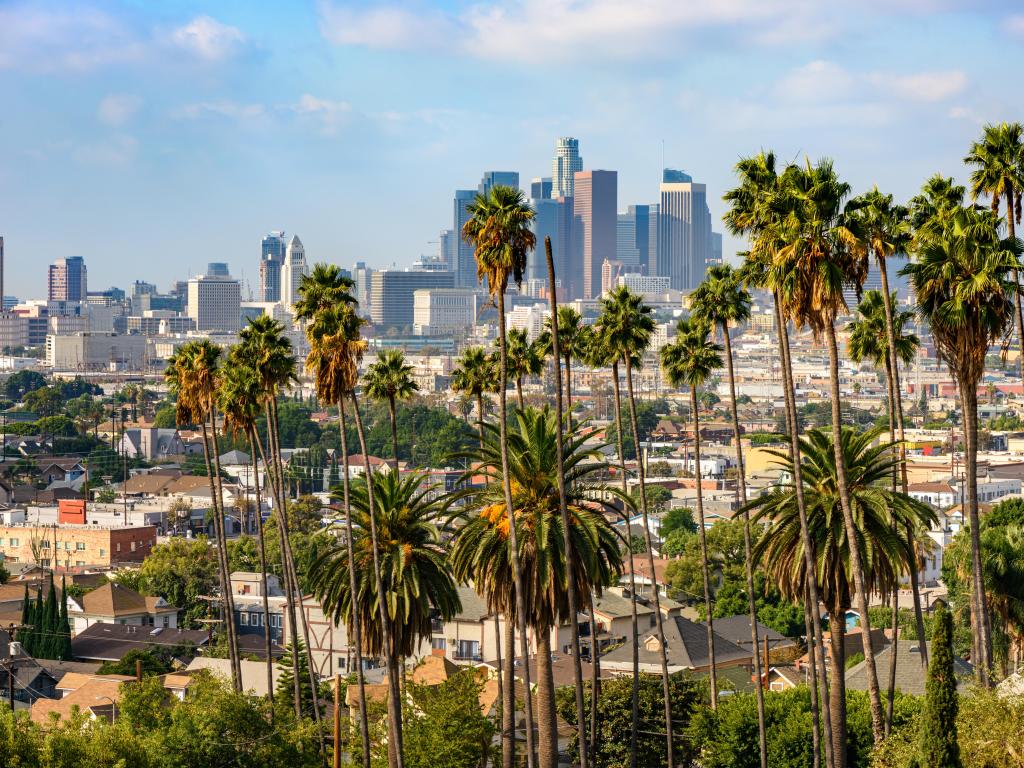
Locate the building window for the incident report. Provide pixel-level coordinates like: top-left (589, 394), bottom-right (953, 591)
top-left (100, 549), bottom-right (106, 557)
top-left (130, 542), bottom-right (136, 552)
top-left (76, 542), bottom-right (86, 551)
top-left (76, 561), bottom-right (85, 567)
top-left (41, 540), bottom-right (50, 549)
top-left (431, 637), bottom-right (446, 651)
top-left (163, 616), bottom-right (169, 628)
top-left (337, 657), bottom-right (347, 669)
top-left (240, 613), bottom-right (249, 626)
top-left (116, 543), bottom-right (121, 552)
top-left (9, 538), bottom-right (18, 547)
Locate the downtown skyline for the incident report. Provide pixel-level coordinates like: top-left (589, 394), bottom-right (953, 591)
top-left (3, 1), bottom-right (1022, 298)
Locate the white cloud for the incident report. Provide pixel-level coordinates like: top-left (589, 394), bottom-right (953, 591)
top-left (874, 70), bottom-right (967, 102)
top-left (774, 60), bottom-right (968, 107)
top-left (292, 94), bottom-right (353, 134)
top-left (1005, 14), bottom-right (1024, 36)
top-left (173, 101), bottom-right (266, 121)
top-left (776, 60), bottom-right (856, 103)
top-left (170, 15), bottom-right (246, 61)
top-left (98, 94), bottom-right (141, 126)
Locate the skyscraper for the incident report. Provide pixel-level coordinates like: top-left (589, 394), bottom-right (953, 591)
top-left (531, 177), bottom-right (553, 200)
top-left (370, 269), bottom-right (455, 326)
top-left (529, 196), bottom-right (574, 286)
top-left (453, 189), bottom-right (477, 289)
top-left (552, 138), bottom-right (582, 199)
top-left (616, 214), bottom-right (641, 268)
top-left (658, 171), bottom-right (712, 291)
top-left (479, 171), bottom-right (520, 195)
top-left (207, 262), bottom-right (230, 278)
top-left (573, 170), bottom-right (617, 300)
top-left (439, 229), bottom-right (454, 269)
top-left (48, 256), bottom-right (88, 302)
top-left (259, 231), bottom-right (287, 303)
top-left (280, 235), bottom-right (307, 308)
top-left (188, 270), bottom-right (241, 332)
top-left (629, 204), bottom-right (659, 274)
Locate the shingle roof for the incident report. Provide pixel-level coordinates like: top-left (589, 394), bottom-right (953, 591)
top-left (702, 615), bottom-right (796, 651)
top-left (845, 640), bottom-right (973, 696)
top-left (602, 614), bottom-right (753, 670)
top-left (70, 622), bottom-right (207, 662)
top-left (79, 582), bottom-right (176, 617)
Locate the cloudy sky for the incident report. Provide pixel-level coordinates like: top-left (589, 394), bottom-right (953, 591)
top-left (1, 0), bottom-right (1020, 298)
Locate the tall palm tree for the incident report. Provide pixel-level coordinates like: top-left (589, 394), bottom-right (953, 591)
top-left (771, 158), bottom-right (886, 743)
top-left (309, 471), bottom-right (460, 766)
top-left (364, 350), bottom-right (419, 471)
top-left (690, 263), bottom-right (766, 751)
top-left (727, 152), bottom-right (833, 768)
top-left (903, 205), bottom-right (1023, 687)
top-left (165, 340), bottom-right (242, 693)
top-left (218, 354), bottom-right (276, 708)
top-left (450, 408), bottom-right (623, 768)
top-left (597, 284), bottom-right (676, 767)
top-left (450, 346), bottom-right (498, 448)
top-left (660, 317), bottom-right (723, 705)
top-left (462, 183), bottom-right (539, 768)
top-left (749, 427), bottom-right (936, 766)
top-left (506, 328), bottom-right (544, 409)
top-left (965, 122), bottom-right (1024, 377)
top-left (539, 306), bottom-right (586, 412)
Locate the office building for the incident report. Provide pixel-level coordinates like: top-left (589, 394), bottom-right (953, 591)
top-left (531, 177), bottom-right (553, 200)
top-left (616, 214), bottom-right (641, 268)
top-left (601, 259), bottom-right (625, 295)
top-left (280, 235), bottom-right (307, 308)
top-left (370, 270), bottom-right (454, 326)
top-left (506, 304), bottom-right (549, 341)
top-left (709, 232), bottom-right (723, 267)
top-left (479, 171), bottom-right (519, 195)
top-left (352, 262), bottom-right (374, 314)
top-left (658, 171), bottom-right (712, 291)
top-left (0, 313), bottom-right (29, 349)
top-left (46, 332), bottom-right (148, 371)
top-left (259, 231), bottom-right (287, 303)
top-left (47, 256), bottom-right (88, 302)
top-left (617, 273), bottom-right (671, 297)
top-left (206, 262), bottom-right (230, 278)
top-left (0, 236), bottom-right (4, 309)
top-left (529, 196), bottom-right (574, 287)
top-left (453, 189), bottom-right (477, 289)
top-left (552, 138), bottom-right (583, 198)
top-left (439, 229), bottom-right (454, 269)
top-left (627, 204), bottom-right (659, 274)
top-left (574, 170), bottom-right (617, 300)
top-left (187, 272), bottom-right (241, 332)
top-left (663, 168), bottom-right (693, 184)
top-left (413, 288), bottom-right (476, 335)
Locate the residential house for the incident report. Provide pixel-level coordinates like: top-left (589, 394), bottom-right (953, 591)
top-left (703, 615), bottom-right (798, 661)
top-left (118, 428), bottom-right (186, 461)
top-left (601, 614), bottom-right (754, 675)
top-left (67, 582), bottom-right (178, 634)
top-left (846, 640), bottom-right (973, 695)
top-left (70, 622), bottom-right (208, 663)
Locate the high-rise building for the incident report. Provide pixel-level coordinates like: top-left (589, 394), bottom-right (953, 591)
top-left (709, 232), bottom-right (723, 267)
top-left (259, 231), bottom-right (287, 303)
top-left (47, 256), bottom-right (88, 302)
top-left (658, 171), bottom-right (712, 291)
top-left (0, 236), bottom-right (4, 312)
top-left (573, 170), bottom-right (617, 300)
top-left (352, 262), bottom-right (374, 314)
top-left (280, 235), bottom-right (307, 308)
top-left (453, 189), bottom-right (477, 289)
top-left (479, 171), bottom-right (519, 195)
top-left (370, 270), bottom-right (455, 326)
top-left (629, 204), bottom-right (659, 274)
top-left (439, 229), bottom-right (454, 269)
top-left (662, 168), bottom-right (693, 184)
top-left (531, 177), bottom-right (553, 200)
top-left (187, 271), bottom-right (241, 332)
top-left (552, 138), bottom-right (583, 199)
top-left (616, 214), bottom-right (641, 268)
top-left (206, 262), bottom-right (230, 278)
top-left (413, 288), bottom-right (476, 335)
top-left (528, 196), bottom-right (576, 290)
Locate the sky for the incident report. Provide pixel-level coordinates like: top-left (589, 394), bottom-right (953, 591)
top-left (2, 0), bottom-right (1022, 300)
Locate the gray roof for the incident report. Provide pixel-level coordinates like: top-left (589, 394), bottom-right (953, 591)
top-left (603, 614), bottom-right (753, 670)
top-left (702, 615), bottom-right (796, 651)
top-left (451, 584), bottom-right (490, 622)
top-left (845, 640), bottom-right (973, 696)
top-left (71, 622), bottom-right (208, 662)
top-left (219, 450), bottom-right (251, 465)
top-left (592, 590), bottom-right (654, 619)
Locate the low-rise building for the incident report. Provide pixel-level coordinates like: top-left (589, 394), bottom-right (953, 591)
top-left (67, 582), bottom-right (178, 634)
top-left (0, 521), bottom-right (157, 569)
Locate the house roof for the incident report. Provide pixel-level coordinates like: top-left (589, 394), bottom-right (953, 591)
top-left (186, 657), bottom-right (284, 698)
top-left (845, 640), bottom-right (973, 696)
top-left (602, 614), bottom-right (753, 670)
top-left (218, 450), bottom-right (250, 465)
top-left (78, 582), bottom-right (176, 617)
top-left (702, 615), bottom-right (796, 651)
top-left (592, 590), bottom-right (654, 620)
top-left (31, 676), bottom-right (129, 725)
top-left (71, 622), bottom-right (208, 662)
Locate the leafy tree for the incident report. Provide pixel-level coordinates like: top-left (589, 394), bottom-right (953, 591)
top-left (275, 641), bottom-right (316, 717)
top-left (152, 401), bottom-right (178, 429)
top-left (97, 648), bottom-right (173, 677)
top-left (3, 369), bottom-right (46, 399)
top-left (58, 377), bottom-right (102, 398)
top-left (661, 505), bottom-right (696, 536)
top-left (139, 537), bottom-right (219, 629)
top-left (96, 486), bottom-right (117, 504)
top-left (23, 386), bottom-right (63, 417)
top-left (35, 415), bottom-right (78, 437)
top-left (402, 669), bottom-right (495, 768)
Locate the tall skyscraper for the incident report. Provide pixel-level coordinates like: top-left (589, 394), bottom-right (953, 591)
top-left (479, 171), bottom-right (520, 195)
top-left (47, 256), bottom-right (88, 302)
top-left (259, 231), bottom-right (286, 303)
top-left (709, 232), bottom-right (723, 267)
top-left (453, 189), bottom-right (477, 289)
top-left (658, 170), bottom-right (712, 291)
top-left (207, 262), bottom-right (230, 278)
top-left (629, 204), bottom-right (659, 274)
top-left (370, 269), bottom-right (455, 326)
top-left (529, 196), bottom-right (574, 286)
top-left (280, 235), bottom-right (307, 308)
top-left (531, 177), bottom-right (553, 200)
top-left (352, 262), bottom-right (374, 314)
top-left (552, 138), bottom-right (583, 199)
top-left (188, 271), bottom-right (241, 332)
top-left (0, 236), bottom-right (4, 312)
top-left (616, 214), bottom-right (640, 268)
top-left (573, 170), bottom-right (617, 300)
top-left (439, 229), bottom-right (454, 269)
top-left (662, 168), bottom-right (693, 184)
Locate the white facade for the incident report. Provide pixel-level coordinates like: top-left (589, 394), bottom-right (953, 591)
top-left (506, 304), bottom-right (550, 341)
top-left (187, 275), bottom-right (241, 332)
top-left (552, 137), bottom-right (582, 198)
top-left (46, 333), bottom-right (148, 371)
top-left (281, 235), bottom-right (307, 308)
top-left (0, 313), bottom-right (28, 349)
top-left (617, 273), bottom-right (671, 296)
top-left (413, 288), bottom-right (476, 335)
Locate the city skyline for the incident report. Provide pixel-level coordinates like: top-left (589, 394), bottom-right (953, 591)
top-left (3, 2), bottom-right (1022, 298)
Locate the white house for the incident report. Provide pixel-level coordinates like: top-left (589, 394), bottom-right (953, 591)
top-left (66, 581), bottom-right (178, 635)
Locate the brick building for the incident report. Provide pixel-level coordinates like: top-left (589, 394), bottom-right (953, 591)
top-left (0, 522), bottom-right (157, 569)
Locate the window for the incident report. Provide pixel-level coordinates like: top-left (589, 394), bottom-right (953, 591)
top-left (240, 613), bottom-right (249, 626)
top-left (40, 558), bottom-right (50, 567)
top-left (116, 543), bottom-right (121, 553)
top-left (76, 542), bottom-right (86, 551)
top-left (99, 548), bottom-right (106, 557)
top-left (130, 542), bottom-right (136, 552)
top-left (41, 540), bottom-right (50, 549)
top-left (337, 657), bottom-right (347, 670)
top-left (431, 637), bottom-right (446, 651)
top-left (76, 561), bottom-right (85, 567)
top-left (9, 538), bottom-right (18, 547)
top-left (162, 616), bottom-right (169, 628)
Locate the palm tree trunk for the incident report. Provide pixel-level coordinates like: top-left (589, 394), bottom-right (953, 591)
top-left (776, 298), bottom-right (833, 768)
top-left (824, 321), bottom-right (884, 743)
top-left (610, 361), bottom-right (640, 768)
top-left (623, 355), bottom-right (674, 768)
top-left (877, 260), bottom-right (928, 668)
top-left (722, 324), bottom-right (765, 762)
top-left (690, 387), bottom-right (717, 705)
top-left (388, 395), bottom-right (400, 472)
top-left (338, 398), bottom-right (372, 768)
top-left (882, 358), bottom-right (898, 736)
top-left (503, 617), bottom-right (516, 768)
top-left (802, 585), bottom-right (822, 768)
top-left (516, 377), bottom-right (524, 410)
top-left (961, 381), bottom-right (992, 685)
top-left (588, 591), bottom-right (601, 764)
top-left (248, 430), bottom-right (275, 711)
top-left (350, 390), bottom-right (405, 767)
top-left (564, 354), bottom-right (573, 415)
top-left (476, 395), bottom-right (485, 449)
top-left (536, 629), bottom-right (559, 768)
top-left (206, 413), bottom-right (243, 693)
top-left (828, 609), bottom-right (848, 766)
top-left (496, 288), bottom-right (538, 768)
top-left (543, 239), bottom-right (589, 768)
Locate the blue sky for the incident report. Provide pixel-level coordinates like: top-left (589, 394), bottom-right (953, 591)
top-left (2, 0), bottom-right (1021, 299)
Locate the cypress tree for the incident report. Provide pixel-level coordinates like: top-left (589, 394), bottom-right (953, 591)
top-left (918, 603), bottom-right (961, 768)
top-left (28, 587), bottom-right (43, 657)
top-left (58, 576), bottom-right (72, 660)
top-left (42, 576), bottom-right (58, 659)
top-left (18, 584), bottom-right (30, 653)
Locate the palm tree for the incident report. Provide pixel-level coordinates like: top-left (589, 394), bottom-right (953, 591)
top-left (690, 263), bottom-right (766, 748)
top-left (965, 122), bottom-right (1024, 377)
top-left (660, 317), bottom-right (723, 705)
top-left (462, 183), bottom-right (539, 768)
top-left (597, 284), bottom-right (676, 767)
top-left (310, 471), bottom-right (460, 766)
top-left (539, 306), bottom-right (586, 413)
top-left (903, 205), bottom-right (1023, 687)
top-left (771, 158), bottom-right (886, 743)
top-left (217, 354), bottom-right (276, 707)
top-left (450, 347), bottom-right (498, 448)
top-left (450, 408), bottom-right (623, 768)
top-left (909, 174), bottom-right (967, 246)
top-left (749, 427), bottom-right (936, 766)
top-left (364, 350), bottom-right (419, 471)
top-left (726, 151), bottom-right (833, 768)
top-left (506, 328), bottom-right (543, 409)
top-left (293, 262), bottom-right (357, 318)
top-left (165, 340), bottom-right (242, 693)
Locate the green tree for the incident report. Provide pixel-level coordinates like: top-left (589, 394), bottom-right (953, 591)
top-left (505, 327), bottom-right (543, 409)
top-left (450, 346), bottom-right (498, 448)
top-left (661, 505), bottom-right (696, 536)
top-left (274, 641), bottom-right (316, 717)
top-left (402, 669), bottom-right (495, 768)
top-left (23, 386), bottom-right (63, 417)
top-left (97, 648), bottom-right (173, 677)
top-left (364, 349), bottom-right (419, 470)
top-left (138, 537), bottom-right (219, 629)
top-left (3, 369), bottom-right (46, 399)
top-left (917, 604), bottom-right (961, 768)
